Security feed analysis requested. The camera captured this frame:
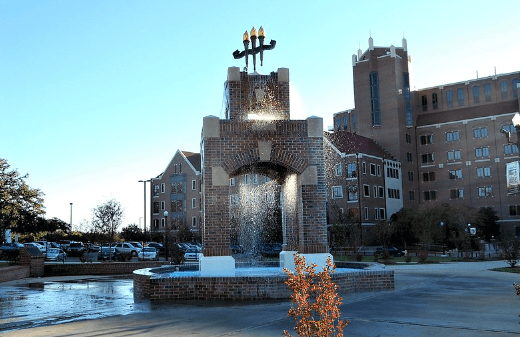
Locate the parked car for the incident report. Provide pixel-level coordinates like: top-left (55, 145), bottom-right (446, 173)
top-left (112, 242), bottom-right (141, 256)
top-left (85, 243), bottom-right (100, 252)
top-left (138, 247), bottom-right (158, 261)
top-left (184, 247), bottom-right (202, 260)
top-left (67, 242), bottom-right (85, 257)
top-left (45, 248), bottom-right (67, 261)
top-left (25, 242), bottom-right (46, 254)
top-left (59, 240), bottom-right (71, 251)
top-left (146, 242), bottom-right (165, 255)
top-left (0, 242), bottom-right (24, 253)
top-left (258, 243), bottom-right (283, 257)
top-left (376, 246), bottom-right (404, 257)
top-left (129, 242), bottom-right (143, 249)
top-left (35, 241), bottom-right (51, 252)
top-left (98, 246), bottom-right (121, 261)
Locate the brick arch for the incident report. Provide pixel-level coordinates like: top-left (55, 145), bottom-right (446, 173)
top-left (222, 148), bottom-right (308, 176)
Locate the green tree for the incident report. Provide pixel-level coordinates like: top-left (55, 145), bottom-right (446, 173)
top-left (476, 206), bottom-right (500, 243)
top-left (389, 207), bottom-right (418, 249)
top-left (0, 158), bottom-right (45, 234)
top-left (91, 199), bottom-right (124, 242)
top-left (120, 223), bottom-right (145, 242)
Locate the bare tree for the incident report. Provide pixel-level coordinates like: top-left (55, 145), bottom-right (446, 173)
top-left (91, 199), bottom-right (124, 242)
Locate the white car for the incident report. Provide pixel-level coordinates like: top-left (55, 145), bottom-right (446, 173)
top-left (138, 247), bottom-right (158, 261)
top-left (184, 247), bottom-right (202, 260)
top-left (24, 242), bottom-right (46, 255)
top-left (45, 248), bottom-right (67, 261)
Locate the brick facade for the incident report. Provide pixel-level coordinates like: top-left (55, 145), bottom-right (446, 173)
top-left (201, 67), bottom-right (328, 257)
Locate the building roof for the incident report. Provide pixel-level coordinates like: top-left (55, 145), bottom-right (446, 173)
top-left (324, 131), bottom-right (394, 160)
top-left (182, 151), bottom-right (201, 171)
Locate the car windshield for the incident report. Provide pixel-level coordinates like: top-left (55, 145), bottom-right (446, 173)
top-left (144, 247), bottom-right (155, 252)
top-left (48, 248), bottom-right (59, 254)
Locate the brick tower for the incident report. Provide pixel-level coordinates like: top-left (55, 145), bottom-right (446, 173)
top-left (200, 67), bottom-right (329, 275)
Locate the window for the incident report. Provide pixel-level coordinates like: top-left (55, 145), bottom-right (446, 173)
top-left (457, 88), bottom-right (464, 106)
top-left (475, 147), bottom-right (490, 158)
top-left (447, 150), bottom-right (461, 161)
top-left (343, 116), bottom-right (349, 130)
top-left (153, 202), bottom-right (160, 214)
top-left (409, 191), bottom-right (415, 201)
top-left (446, 131), bottom-right (460, 142)
top-left (161, 218), bottom-right (165, 228)
top-left (473, 86), bottom-right (480, 104)
top-left (153, 184), bottom-right (160, 197)
top-left (348, 185), bottom-right (358, 201)
top-left (335, 163), bottom-right (342, 176)
top-left (421, 153), bottom-right (435, 163)
top-left (347, 163), bottom-right (357, 178)
top-left (362, 162), bottom-right (367, 174)
top-left (370, 72), bottom-right (381, 126)
top-left (478, 186), bottom-right (492, 197)
top-left (192, 198), bottom-right (196, 208)
top-left (388, 188), bottom-right (401, 199)
top-left (505, 144), bottom-right (519, 155)
top-left (387, 167), bottom-right (399, 179)
top-left (432, 93), bottom-right (438, 110)
top-left (336, 117), bottom-right (341, 131)
top-left (421, 95), bottom-right (428, 111)
top-left (407, 152), bottom-right (413, 162)
top-left (230, 194), bottom-right (239, 205)
top-left (230, 178), bottom-right (235, 186)
top-left (422, 172), bottom-right (435, 182)
top-left (192, 217), bottom-right (197, 227)
top-left (503, 123), bottom-right (517, 134)
top-left (370, 163), bottom-right (376, 175)
top-left (192, 180), bottom-right (196, 190)
top-left (161, 183), bottom-right (165, 193)
top-left (476, 167), bottom-right (491, 177)
top-left (420, 134), bottom-right (434, 145)
top-left (171, 200), bottom-right (183, 212)
top-left (161, 200), bottom-right (165, 210)
top-left (253, 174), bottom-right (258, 184)
top-left (447, 90), bottom-right (453, 108)
top-left (403, 72), bottom-right (413, 126)
top-left (510, 205), bottom-right (520, 216)
top-left (378, 186), bottom-right (384, 198)
top-left (153, 219), bottom-right (159, 229)
top-left (363, 184), bottom-right (370, 197)
top-left (408, 171), bottom-right (414, 181)
top-left (450, 189), bottom-right (464, 199)
top-left (406, 133), bottom-right (412, 144)
top-left (352, 113), bottom-right (356, 129)
top-left (473, 126), bottom-right (488, 138)
top-left (449, 169), bottom-right (462, 180)
top-left (377, 165), bottom-right (381, 176)
top-left (484, 83), bottom-right (492, 102)
top-left (374, 208), bottom-right (379, 220)
top-left (373, 186), bottom-right (378, 198)
top-left (513, 79), bottom-right (519, 98)
top-left (379, 208), bottom-right (386, 220)
top-left (424, 190), bottom-right (437, 201)
top-left (245, 174), bottom-right (250, 184)
top-left (332, 186), bottom-right (343, 199)
top-left (364, 207), bottom-right (369, 220)
top-left (501, 80), bottom-right (508, 98)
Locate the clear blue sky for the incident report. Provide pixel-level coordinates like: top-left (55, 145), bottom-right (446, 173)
top-left (2, 1), bottom-right (519, 231)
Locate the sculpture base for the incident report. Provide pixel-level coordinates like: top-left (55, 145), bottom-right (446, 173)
top-left (199, 255), bottom-right (235, 276)
top-left (280, 251), bottom-right (333, 272)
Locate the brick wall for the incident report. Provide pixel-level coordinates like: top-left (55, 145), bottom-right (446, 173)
top-left (0, 265), bottom-right (30, 283)
top-left (134, 269), bottom-right (394, 301)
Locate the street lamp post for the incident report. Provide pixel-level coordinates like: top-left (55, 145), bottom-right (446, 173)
top-left (69, 203), bottom-right (73, 230)
top-left (164, 210), bottom-right (169, 260)
top-left (138, 179), bottom-right (151, 236)
top-left (512, 112), bottom-right (520, 153)
top-left (440, 221), bottom-right (446, 255)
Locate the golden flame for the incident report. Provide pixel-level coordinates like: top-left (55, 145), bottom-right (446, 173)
top-left (250, 27), bottom-right (257, 37)
top-left (243, 30), bottom-right (249, 41)
top-left (258, 26), bottom-right (265, 37)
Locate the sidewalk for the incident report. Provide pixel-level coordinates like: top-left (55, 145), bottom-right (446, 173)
top-left (1, 261), bottom-right (519, 337)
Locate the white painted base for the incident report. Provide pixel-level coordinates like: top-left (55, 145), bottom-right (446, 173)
top-left (280, 251), bottom-right (333, 272)
top-left (199, 255), bottom-right (235, 277)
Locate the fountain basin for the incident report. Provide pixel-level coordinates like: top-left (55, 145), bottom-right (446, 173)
top-left (133, 263), bottom-right (394, 301)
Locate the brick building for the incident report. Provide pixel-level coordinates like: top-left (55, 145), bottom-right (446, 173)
top-left (334, 37), bottom-right (520, 238)
top-left (150, 150), bottom-right (201, 234)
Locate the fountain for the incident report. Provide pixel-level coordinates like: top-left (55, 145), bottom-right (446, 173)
top-left (134, 28), bottom-right (394, 301)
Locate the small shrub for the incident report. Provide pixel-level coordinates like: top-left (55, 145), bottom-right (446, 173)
top-left (417, 250), bottom-right (428, 263)
top-left (404, 254), bottom-right (412, 263)
top-left (283, 254), bottom-right (349, 337)
top-left (354, 253), bottom-right (363, 262)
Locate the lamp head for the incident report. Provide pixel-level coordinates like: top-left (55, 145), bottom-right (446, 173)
top-left (258, 26), bottom-right (265, 37)
top-left (243, 31), bottom-right (249, 41)
top-left (250, 27), bottom-right (257, 38)
top-left (513, 112), bottom-right (520, 127)
top-left (164, 211), bottom-right (168, 217)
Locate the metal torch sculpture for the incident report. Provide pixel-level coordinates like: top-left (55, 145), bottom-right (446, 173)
top-left (233, 26), bottom-right (276, 73)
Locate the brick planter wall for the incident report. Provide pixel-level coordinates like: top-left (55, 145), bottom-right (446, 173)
top-left (0, 265), bottom-right (30, 283)
top-left (134, 268), bottom-right (394, 301)
top-left (45, 261), bottom-right (170, 277)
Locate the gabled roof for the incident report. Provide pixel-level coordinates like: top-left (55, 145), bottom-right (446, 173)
top-left (324, 131), bottom-right (394, 160)
top-left (182, 151), bottom-right (201, 171)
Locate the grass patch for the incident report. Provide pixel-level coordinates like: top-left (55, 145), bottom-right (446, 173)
top-left (491, 267), bottom-right (520, 273)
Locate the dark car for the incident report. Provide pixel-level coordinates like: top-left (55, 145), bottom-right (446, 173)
top-left (85, 243), bottom-right (100, 252)
top-left (0, 242), bottom-right (24, 253)
top-left (258, 243), bottom-right (283, 257)
top-left (67, 242), bottom-right (85, 257)
top-left (146, 242), bottom-right (165, 255)
top-left (98, 247), bottom-right (122, 261)
top-left (376, 246), bottom-right (404, 257)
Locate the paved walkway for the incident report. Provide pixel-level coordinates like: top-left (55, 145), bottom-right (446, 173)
top-left (1, 261), bottom-right (520, 336)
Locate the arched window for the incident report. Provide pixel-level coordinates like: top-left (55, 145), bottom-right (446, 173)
top-left (484, 83), bottom-right (491, 102)
top-left (446, 90), bottom-right (453, 108)
top-left (457, 88), bottom-right (464, 106)
top-left (513, 79), bottom-right (519, 98)
top-left (501, 80), bottom-right (508, 98)
top-left (473, 86), bottom-right (479, 104)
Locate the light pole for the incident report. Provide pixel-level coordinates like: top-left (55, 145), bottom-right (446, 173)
top-left (164, 210), bottom-right (169, 260)
top-left (513, 112), bottom-right (520, 153)
top-left (69, 203), bottom-right (73, 230)
top-left (440, 221), bottom-right (446, 255)
top-left (138, 179), bottom-right (151, 236)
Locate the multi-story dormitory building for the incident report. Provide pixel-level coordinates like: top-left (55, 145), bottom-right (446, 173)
top-left (150, 150), bottom-right (202, 234)
top-left (333, 36), bottom-right (520, 238)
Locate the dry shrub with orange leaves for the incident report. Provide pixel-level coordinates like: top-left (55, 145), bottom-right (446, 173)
top-left (283, 254), bottom-right (349, 337)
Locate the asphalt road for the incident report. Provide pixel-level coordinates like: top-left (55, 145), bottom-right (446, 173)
top-left (1, 260), bottom-right (519, 336)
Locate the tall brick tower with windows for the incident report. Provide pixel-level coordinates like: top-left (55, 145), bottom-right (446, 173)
top-left (351, 37), bottom-right (420, 207)
top-left (200, 67), bottom-right (329, 275)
